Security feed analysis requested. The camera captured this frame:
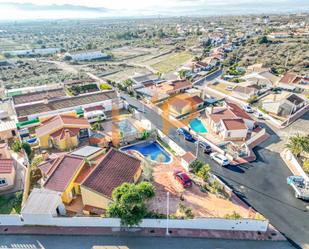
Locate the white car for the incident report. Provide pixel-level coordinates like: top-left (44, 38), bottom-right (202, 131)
top-left (226, 86), bottom-right (234, 91)
top-left (254, 111), bottom-right (263, 119)
top-left (243, 105), bottom-right (253, 113)
top-left (210, 152), bottom-right (230, 166)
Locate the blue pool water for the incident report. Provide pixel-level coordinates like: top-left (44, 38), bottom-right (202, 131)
top-left (189, 118), bottom-right (208, 133)
top-left (121, 141), bottom-right (172, 164)
top-left (27, 137), bottom-right (37, 144)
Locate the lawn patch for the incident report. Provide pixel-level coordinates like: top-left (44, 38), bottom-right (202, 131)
top-left (0, 191), bottom-right (23, 214)
top-left (152, 52), bottom-right (192, 73)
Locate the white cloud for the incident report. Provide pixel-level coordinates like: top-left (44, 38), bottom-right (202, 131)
top-left (0, 0), bottom-right (308, 20)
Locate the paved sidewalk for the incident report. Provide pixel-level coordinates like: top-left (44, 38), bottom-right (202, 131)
top-left (0, 225), bottom-right (286, 241)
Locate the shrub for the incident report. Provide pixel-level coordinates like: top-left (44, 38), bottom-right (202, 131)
top-left (303, 159), bottom-right (309, 174)
top-left (11, 140), bottom-right (22, 153)
top-left (99, 83), bottom-right (112, 90)
top-left (247, 95), bottom-right (258, 104)
top-left (224, 211), bottom-right (242, 219)
top-left (178, 203), bottom-right (194, 219)
top-left (196, 164), bottom-right (211, 181)
top-left (189, 160), bottom-right (204, 173)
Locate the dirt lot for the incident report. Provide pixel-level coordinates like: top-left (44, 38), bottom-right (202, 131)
top-left (148, 155), bottom-right (256, 218)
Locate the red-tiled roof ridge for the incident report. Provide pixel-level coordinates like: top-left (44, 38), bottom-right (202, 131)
top-left (0, 159), bottom-right (14, 174)
top-left (227, 102), bottom-right (253, 121)
top-left (43, 154), bottom-right (85, 192)
top-left (81, 148), bottom-right (141, 198)
top-left (279, 72), bottom-right (298, 84)
top-left (221, 118), bottom-right (248, 130)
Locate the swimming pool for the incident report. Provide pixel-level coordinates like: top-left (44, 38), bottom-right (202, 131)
top-left (121, 141), bottom-right (172, 164)
top-left (189, 118), bottom-right (208, 133)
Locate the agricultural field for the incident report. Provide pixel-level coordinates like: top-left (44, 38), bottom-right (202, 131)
top-left (0, 59), bottom-right (90, 89)
top-left (151, 51), bottom-right (192, 73)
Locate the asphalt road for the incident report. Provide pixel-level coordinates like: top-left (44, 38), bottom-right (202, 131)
top-left (122, 93), bottom-right (309, 248)
top-left (0, 235), bottom-right (295, 249)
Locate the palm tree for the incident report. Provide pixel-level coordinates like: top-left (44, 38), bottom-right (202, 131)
top-left (286, 134), bottom-right (309, 157)
top-left (178, 70), bottom-right (187, 79)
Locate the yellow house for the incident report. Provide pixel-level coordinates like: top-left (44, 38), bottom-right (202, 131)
top-left (40, 147), bottom-right (141, 214)
top-left (168, 94), bottom-right (204, 117)
top-left (35, 115), bottom-right (90, 151)
top-left (80, 148), bottom-right (142, 213)
top-left (40, 146), bottom-right (105, 204)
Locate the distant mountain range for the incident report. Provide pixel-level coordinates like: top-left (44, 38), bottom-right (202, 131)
top-left (0, 2), bottom-right (109, 13)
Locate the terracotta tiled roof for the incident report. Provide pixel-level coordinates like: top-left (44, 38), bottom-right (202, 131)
top-left (195, 61), bottom-right (208, 68)
top-left (36, 115), bottom-right (89, 138)
top-left (81, 148), bottom-right (141, 198)
top-left (221, 118), bottom-right (247, 130)
top-left (170, 98), bottom-right (191, 110)
top-left (279, 73), bottom-right (299, 84)
top-left (38, 157), bottom-right (58, 177)
top-left (13, 88), bottom-right (65, 106)
top-left (43, 154), bottom-right (84, 192)
top-left (170, 79), bottom-right (192, 91)
top-left (0, 159), bottom-right (14, 174)
top-left (84, 105), bottom-right (104, 112)
top-left (190, 95), bottom-right (204, 105)
top-left (227, 103), bottom-right (253, 121)
top-left (16, 90), bottom-right (117, 118)
top-left (50, 128), bottom-right (80, 140)
top-left (208, 108), bottom-right (236, 123)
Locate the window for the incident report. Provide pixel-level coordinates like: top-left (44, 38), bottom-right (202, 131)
top-left (0, 178), bottom-right (7, 187)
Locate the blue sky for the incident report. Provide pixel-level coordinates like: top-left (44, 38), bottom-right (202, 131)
top-left (0, 0), bottom-right (309, 20)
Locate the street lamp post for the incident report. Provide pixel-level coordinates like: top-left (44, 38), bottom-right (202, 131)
top-left (166, 191), bottom-right (170, 236)
top-left (196, 136), bottom-right (199, 158)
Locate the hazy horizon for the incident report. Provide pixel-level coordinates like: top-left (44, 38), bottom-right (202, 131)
top-left (0, 0), bottom-right (309, 20)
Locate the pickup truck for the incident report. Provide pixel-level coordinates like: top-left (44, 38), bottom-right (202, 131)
top-left (287, 176), bottom-right (309, 200)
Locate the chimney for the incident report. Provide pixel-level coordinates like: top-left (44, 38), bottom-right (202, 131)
top-left (210, 106), bottom-right (214, 114)
top-left (41, 150), bottom-right (49, 161)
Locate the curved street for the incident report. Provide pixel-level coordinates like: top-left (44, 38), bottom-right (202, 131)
top-left (122, 93), bottom-right (309, 248)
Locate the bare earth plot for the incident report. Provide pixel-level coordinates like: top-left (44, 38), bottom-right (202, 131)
top-left (148, 156), bottom-right (256, 219)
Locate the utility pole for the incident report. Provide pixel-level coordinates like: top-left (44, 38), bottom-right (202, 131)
top-left (166, 191), bottom-right (170, 236)
top-left (286, 100), bottom-right (296, 142)
top-left (196, 137), bottom-right (199, 158)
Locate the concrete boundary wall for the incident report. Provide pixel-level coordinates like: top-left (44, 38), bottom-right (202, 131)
top-left (0, 215), bottom-right (22, 226)
top-left (157, 129), bottom-right (186, 157)
top-left (281, 149), bottom-right (309, 181)
top-left (0, 215), bottom-right (268, 232)
top-left (245, 128), bottom-right (266, 147)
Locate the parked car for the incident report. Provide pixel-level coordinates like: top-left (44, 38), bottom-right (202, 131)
top-left (226, 86), bottom-right (234, 91)
top-left (243, 104), bottom-right (253, 113)
top-left (210, 152), bottom-right (230, 166)
top-left (176, 128), bottom-right (195, 142)
top-left (195, 140), bottom-right (212, 153)
top-left (254, 111), bottom-right (263, 119)
top-left (173, 170), bottom-right (192, 188)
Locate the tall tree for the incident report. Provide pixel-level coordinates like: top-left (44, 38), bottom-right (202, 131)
top-left (107, 182), bottom-right (155, 227)
top-left (286, 134), bottom-right (309, 157)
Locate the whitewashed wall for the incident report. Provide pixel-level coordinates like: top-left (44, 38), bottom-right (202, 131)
top-left (0, 215), bottom-right (268, 232)
top-left (157, 129), bottom-right (186, 157)
top-left (282, 150), bottom-right (309, 181)
top-left (0, 215), bottom-right (22, 226)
